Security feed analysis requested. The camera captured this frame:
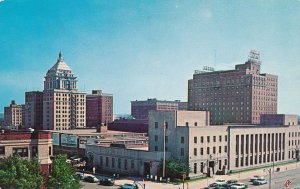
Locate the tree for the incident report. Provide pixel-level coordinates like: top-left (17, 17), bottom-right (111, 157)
top-left (45, 154), bottom-right (81, 189)
top-left (0, 156), bottom-right (43, 189)
top-left (165, 159), bottom-right (191, 179)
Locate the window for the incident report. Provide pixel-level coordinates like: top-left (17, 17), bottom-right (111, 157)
top-left (219, 135), bottom-right (222, 142)
top-left (106, 157), bottom-right (109, 167)
top-left (155, 146), bottom-right (158, 151)
top-left (194, 163), bottom-right (197, 174)
top-left (0, 147), bottom-right (5, 155)
top-left (181, 137), bottom-right (184, 144)
top-left (225, 135), bottom-right (227, 141)
top-left (207, 136), bottom-right (210, 143)
top-left (131, 160), bottom-right (135, 169)
top-left (224, 146), bottom-right (227, 153)
top-left (200, 148), bottom-right (203, 155)
top-left (112, 158), bottom-right (115, 168)
top-left (194, 148), bottom-right (197, 156)
top-left (181, 148), bottom-right (184, 156)
top-left (118, 158), bottom-right (121, 169)
top-left (155, 135), bottom-right (158, 141)
top-left (13, 148), bottom-right (28, 157)
top-left (213, 136), bottom-right (216, 142)
top-left (201, 136), bottom-right (204, 143)
top-left (194, 122), bottom-right (197, 126)
top-left (165, 122), bottom-right (168, 129)
top-left (219, 146), bottom-right (222, 153)
top-left (100, 156), bottom-right (103, 166)
top-left (155, 122), bottom-right (158, 128)
top-left (194, 137), bottom-right (197, 144)
top-left (207, 147), bottom-right (210, 154)
top-left (185, 122), bottom-right (189, 126)
top-left (213, 147), bottom-right (216, 154)
top-left (49, 147), bottom-right (52, 156)
top-left (165, 136), bottom-right (168, 143)
top-left (124, 159), bottom-right (127, 170)
top-left (32, 146), bottom-right (38, 157)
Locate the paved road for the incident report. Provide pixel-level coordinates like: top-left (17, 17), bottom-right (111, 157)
top-left (81, 162), bottom-right (300, 189)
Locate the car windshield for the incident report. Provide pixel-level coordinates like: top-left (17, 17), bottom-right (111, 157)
top-left (216, 179), bottom-right (225, 182)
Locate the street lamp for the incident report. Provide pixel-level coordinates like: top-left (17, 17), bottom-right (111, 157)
top-left (267, 168), bottom-right (271, 189)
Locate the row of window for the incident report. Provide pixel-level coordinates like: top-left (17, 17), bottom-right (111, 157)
top-left (194, 135), bottom-right (227, 143)
top-left (99, 156), bottom-right (135, 170)
top-left (235, 152), bottom-right (284, 168)
top-left (194, 146), bottom-right (227, 156)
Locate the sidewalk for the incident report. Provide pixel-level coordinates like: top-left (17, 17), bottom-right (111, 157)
top-left (113, 161), bottom-right (299, 189)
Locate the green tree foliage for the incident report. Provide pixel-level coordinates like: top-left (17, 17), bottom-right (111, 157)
top-left (45, 154), bottom-right (81, 189)
top-left (0, 156), bottom-right (43, 189)
top-left (165, 159), bottom-right (190, 178)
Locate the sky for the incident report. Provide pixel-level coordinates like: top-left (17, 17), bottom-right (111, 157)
top-left (0, 0), bottom-right (299, 115)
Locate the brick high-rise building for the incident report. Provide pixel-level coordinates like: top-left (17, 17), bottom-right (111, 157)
top-left (24, 91), bottom-right (43, 130)
top-left (131, 98), bottom-right (188, 120)
top-left (188, 50), bottom-right (277, 124)
top-left (4, 100), bottom-right (23, 127)
top-left (43, 52), bottom-right (86, 130)
top-left (86, 90), bottom-right (113, 127)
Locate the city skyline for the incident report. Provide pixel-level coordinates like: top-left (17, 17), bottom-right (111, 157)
top-left (0, 0), bottom-right (299, 115)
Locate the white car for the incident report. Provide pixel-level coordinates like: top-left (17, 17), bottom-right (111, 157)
top-left (250, 175), bottom-right (265, 182)
top-left (230, 183), bottom-right (247, 189)
top-left (253, 178), bottom-right (267, 185)
top-left (215, 179), bottom-right (227, 185)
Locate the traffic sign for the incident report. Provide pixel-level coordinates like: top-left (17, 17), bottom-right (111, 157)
top-left (284, 179), bottom-right (292, 188)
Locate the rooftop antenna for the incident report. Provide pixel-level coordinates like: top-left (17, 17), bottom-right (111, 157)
top-left (214, 49), bottom-right (217, 70)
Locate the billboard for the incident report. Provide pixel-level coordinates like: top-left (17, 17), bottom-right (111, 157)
top-left (61, 134), bottom-right (78, 147)
top-left (79, 139), bottom-right (87, 149)
top-left (52, 132), bottom-right (60, 146)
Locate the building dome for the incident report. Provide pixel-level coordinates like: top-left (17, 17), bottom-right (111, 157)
top-left (46, 51), bottom-right (73, 76)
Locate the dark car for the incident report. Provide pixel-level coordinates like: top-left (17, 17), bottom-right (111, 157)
top-left (84, 175), bottom-right (99, 183)
top-left (100, 178), bottom-right (115, 186)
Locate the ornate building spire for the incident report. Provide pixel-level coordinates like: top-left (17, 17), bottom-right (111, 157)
top-left (58, 51), bottom-right (63, 61)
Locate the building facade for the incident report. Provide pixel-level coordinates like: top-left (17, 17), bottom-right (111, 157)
top-left (149, 110), bottom-right (300, 177)
top-left (84, 110), bottom-right (300, 177)
top-left (188, 50), bottom-right (278, 124)
top-left (131, 98), bottom-right (188, 120)
top-left (43, 52), bottom-right (86, 130)
top-left (86, 90), bottom-right (113, 127)
top-left (24, 91), bottom-right (43, 130)
top-left (0, 131), bottom-right (53, 173)
top-left (4, 100), bottom-right (23, 127)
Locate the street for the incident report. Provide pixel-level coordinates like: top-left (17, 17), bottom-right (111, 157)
top-left (81, 162), bottom-right (300, 189)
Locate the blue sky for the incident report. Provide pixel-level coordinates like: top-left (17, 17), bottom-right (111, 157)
top-left (0, 0), bottom-right (299, 115)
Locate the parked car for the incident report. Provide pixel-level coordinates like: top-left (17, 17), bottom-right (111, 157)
top-left (250, 175), bottom-right (265, 182)
top-left (215, 179), bottom-right (227, 185)
top-left (226, 180), bottom-right (238, 188)
top-left (99, 178), bottom-right (115, 186)
top-left (120, 183), bottom-right (138, 189)
top-left (230, 183), bottom-right (247, 189)
top-left (207, 183), bottom-right (226, 189)
top-left (252, 178), bottom-right (267, 185)
top-left (84, 175), bottom-right (99, 183)
top-left (75, 172), bottom-right (84, 180)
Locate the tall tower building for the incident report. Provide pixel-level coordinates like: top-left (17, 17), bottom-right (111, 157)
top-left (4, 100), bottom-right (23, 127)
top-left (24, 91), bottom-right (43, 130)
top-left (43, 52), bottom-right (86, 130)
top-left (86, 90), bottom-right (113, 127)
top-left (188, 50), bottom-right (278, 125)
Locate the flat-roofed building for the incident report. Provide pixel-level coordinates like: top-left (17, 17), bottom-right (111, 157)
top-left (86, 90), bottom-right (113, 127)
top-left (260, 114), bottom-right (298, 126)
top-left (131, 98), bottom-right (187, 120)
top-left (188, 50), bottom-right (278, 124)
top-left (4, 100), bottom-right (23, 127)
top-left (0, 131), bottom-right (53, 173)
top-left (24, 91), bottom-right (43, 130)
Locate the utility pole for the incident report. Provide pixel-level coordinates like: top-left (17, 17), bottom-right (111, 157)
top-left (163, 120), bottom-right (166, 179)
top-left (268, 168), bottom-right (271, 189)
